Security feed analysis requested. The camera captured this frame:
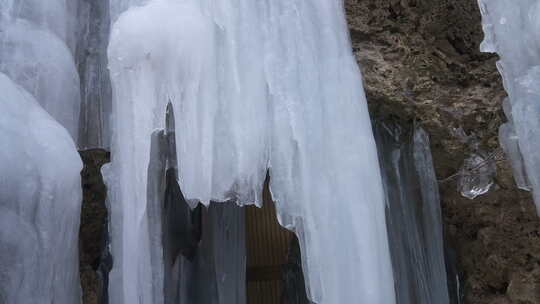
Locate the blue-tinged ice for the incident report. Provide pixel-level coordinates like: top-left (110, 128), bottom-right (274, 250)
top-left (106, 0), bottom-right (395, 303)
top-left (0, 73), bottom-right (83, 304)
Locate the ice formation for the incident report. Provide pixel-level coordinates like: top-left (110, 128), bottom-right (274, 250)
top-left (106, 0), bottom-right (395, 303)
top-left (0, 0), bottom-right (81, 142)
top-left (0, 73), bottom-right (83, 303)
top-left (499, 98), bottom-right (531, 191)
top-left (374, 122), bottom-right (451, 304)
top-left (478, 0), bottom-right (540, 212)
top-left (457, 153), bottom-right (496, 200)
top-left (76, 0), bottom-right (113, 148)
top-left (140, 105), bottom-right (246, 304)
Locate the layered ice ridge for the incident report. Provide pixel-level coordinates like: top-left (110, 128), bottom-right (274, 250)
top-left (0, 0), bottom-right (81, 142)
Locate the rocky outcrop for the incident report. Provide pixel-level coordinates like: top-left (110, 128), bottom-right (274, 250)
top-left (345, 1), bottom-right (540, 303)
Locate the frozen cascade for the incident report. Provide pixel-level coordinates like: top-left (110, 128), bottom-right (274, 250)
top-left (374, 122), bottom-right (452, 304)
top-left (0, 0), bottom-right (81, 142)
top-left (107, 0), bottom-right (395, 303)
top-left (478, 0), bottom-right (540, 213)
top-left (0, 73), bottom-right (83, 303)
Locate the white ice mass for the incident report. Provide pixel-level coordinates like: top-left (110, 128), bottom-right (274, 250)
top-left (106, 0), bottom-right (394, 303)
top-left (478, 0), bottom-right (540, 213)
top-left (0, 0), bottom-right (81, 142)
top-left (0, 2), bottom-right (84, 302)
top-left (0, 73), bottom-right (83, 303)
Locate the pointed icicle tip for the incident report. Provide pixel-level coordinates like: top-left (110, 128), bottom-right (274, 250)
top-left (165, 100), bottom-right (175, 136)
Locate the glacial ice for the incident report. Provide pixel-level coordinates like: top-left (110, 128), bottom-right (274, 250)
top-left (0, 73), bottom-right (83, 304)
top-left (106, 0), bottom-right (395, 303)
top-left (478, 0), bottom-right (540, 212)
top-left (0, 0), bottom-right (81, 142)
top-left (374, 122), bottom-right (451, 304)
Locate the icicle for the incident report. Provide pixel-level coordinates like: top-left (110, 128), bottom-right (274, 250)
top-left (478, 0), bottom-right (540, 213)
top-left (374, 122), bottom-right (451, 304)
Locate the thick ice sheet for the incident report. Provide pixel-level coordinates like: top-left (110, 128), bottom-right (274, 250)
top-left (0, 73), bottom-right (83, 304)
top-left (0, 0), bottom-right (81, 142)
top-left (374, 122), bottom-right (450, 304)
top-left (107, 0), bottom-right (394, 303)
top-left (478, 0), bottom-right (540, 213)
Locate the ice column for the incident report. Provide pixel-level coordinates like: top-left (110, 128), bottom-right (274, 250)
top-left (0, 0), bottom-right (81, 142)
top-left (107, 0), bottom-right (395, 303)
top-left (478, 0), bottom-right (540, 213)
top-left (76, 0), bottom-right (113, 148)
top-left (0, 73), bottom-right (83, 304)
top-left (374, 122), bottom-right (451, 304)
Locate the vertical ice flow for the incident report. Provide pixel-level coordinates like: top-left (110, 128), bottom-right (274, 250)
top-left (0, 73), bottom-right (83, 304)
top-left (76, 0), bottom-right (113, 148)
top-left (107, 0), bottom-right (395, 303)
top-left (374, 122), bottom-right (451, 304)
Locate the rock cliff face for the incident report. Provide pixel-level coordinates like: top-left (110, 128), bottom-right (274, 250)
top-left (345, 0), bottom-right (540, 303)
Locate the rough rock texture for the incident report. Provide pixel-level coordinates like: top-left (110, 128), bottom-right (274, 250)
top-left (79, 149), bottom-right (110, 304)
top-left (345, 0), bottom-right (540, 303)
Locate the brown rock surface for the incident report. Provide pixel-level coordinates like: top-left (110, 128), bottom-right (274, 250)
top-left (345, 0), bottom-right (540, 303)
top-left (79, 149), bottom-right (110, 304)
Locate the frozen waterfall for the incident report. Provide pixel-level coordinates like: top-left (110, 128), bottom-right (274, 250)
top-left (106, 0), bottom-right (394, 303)
top-left (0, 1), bottom-right (84, 303)
top-left (0, 0), bottom-right (460, 303)
top-left (478, 0), bottom-right (540, 213)
top-left (0, 73), bottom-right (83, 303)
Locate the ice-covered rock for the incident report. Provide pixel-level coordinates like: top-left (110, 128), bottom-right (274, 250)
top-left (76, 0), bottom-right (112, 149)
top-left (374, 122), bottom-right (451, 304)
top-left (478, 0), bottom-right (540, 213)
top-left (0, 73), bottom-right (83, 304)
top-left (106, 0), bottom-right (395, 303)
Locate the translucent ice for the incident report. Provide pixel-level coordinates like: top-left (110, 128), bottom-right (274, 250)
top-left (0, 73), bottom-right (82, 304)
top-left (457, 153), bottom-right (496, 200)
top-left (107, 0), bottom-right (395, 303)
top-left (374, 122), bottom-right (451, 304)
top-left (478, 0), bottom-right (540, 212)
